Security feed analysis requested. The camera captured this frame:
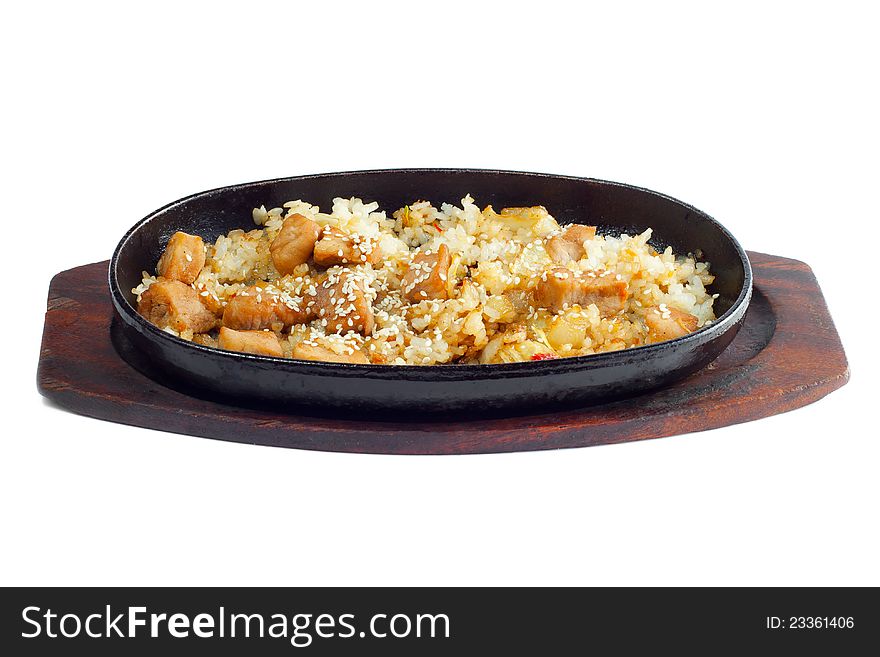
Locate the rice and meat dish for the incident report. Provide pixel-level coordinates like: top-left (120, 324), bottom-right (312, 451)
top-left (134, 195), bottom-right (717, 365)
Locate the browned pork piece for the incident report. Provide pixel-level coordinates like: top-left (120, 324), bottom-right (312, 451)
top-left (645, 305), bottom-right (699, 342)
top-left (402, 243), bottom-right (451, 303)
top-left (314, 270), bottom-right (375, 335)
top-left (535, 267), bottom-right (628, 316)
top-left (137, 279), bottom-right (217, 333)
top-left (156, 232), bottom-right (206, 284)
top-left (218, 326), bottom-right (284, 357)
top-left (546, 224), bottom-right (597, 264)
top-left (313, 227), bottom-right (381, 267)
top-left (291, 341), bottom-right (370, 364)
top-left (269, 213), bottom-right (321, 275)
top-left (221, 285), bottom-right (310, 331)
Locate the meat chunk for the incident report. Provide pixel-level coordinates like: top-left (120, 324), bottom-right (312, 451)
top-left (313, 227), bottom-right (381, 267)
top-left (645, 305), bottom-right (699, 342)
top-left (564, 224), bottom-right (597, 243)
top-left (218, 327), bottom-right (283, 357)
top-left (547, 237), bottom-right (581, 264)
top-left (401, 243), bottom-right (451, 302)
top-left (546, 224), bottom-right (596, 264)
top-left (269, 213), bottom-right (320, 275)
top-left (222, 285), bottom-right (310, 330)
top-left (291, 341), bottom-right (369, 364)
top-left (535, 267), bottom-right (628, 316)
top-left (314, 271), bottom-right (375, 335)
top-left (138, 279), bottom-right (217, 333)
top-left (488, 205), bottom-right (560, 236)
top-left (156, 232), bottom-right (206, 284)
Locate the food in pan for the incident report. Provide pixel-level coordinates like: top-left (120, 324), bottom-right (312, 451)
top-left (133, 196), bottom-right (717, 364)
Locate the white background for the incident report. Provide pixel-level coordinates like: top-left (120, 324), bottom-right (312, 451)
top-left (2, 1), bottom-right (877, 586)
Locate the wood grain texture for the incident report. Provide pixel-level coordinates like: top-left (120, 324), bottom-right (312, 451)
top-left (37, 253), bottom-right (849, 454)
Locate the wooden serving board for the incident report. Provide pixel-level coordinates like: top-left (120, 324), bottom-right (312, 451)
top-left (37, 253), bottom-right (848, 455)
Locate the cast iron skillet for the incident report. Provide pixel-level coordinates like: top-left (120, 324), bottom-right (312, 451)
top-left (110, 169), bottom-right (752, 415)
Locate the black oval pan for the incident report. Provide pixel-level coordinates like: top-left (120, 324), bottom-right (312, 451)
top-left (110, 169), bottom-right (752, 415)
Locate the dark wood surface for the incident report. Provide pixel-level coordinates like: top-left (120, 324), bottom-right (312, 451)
top-left (37, 253), bottom-right (849, 454)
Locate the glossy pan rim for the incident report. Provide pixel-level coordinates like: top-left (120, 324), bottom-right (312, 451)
top-left (109, 168), bottom-right (753, 381)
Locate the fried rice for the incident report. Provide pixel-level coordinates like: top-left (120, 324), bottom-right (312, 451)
top-left (133, 195), bottom-right (717, 365)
